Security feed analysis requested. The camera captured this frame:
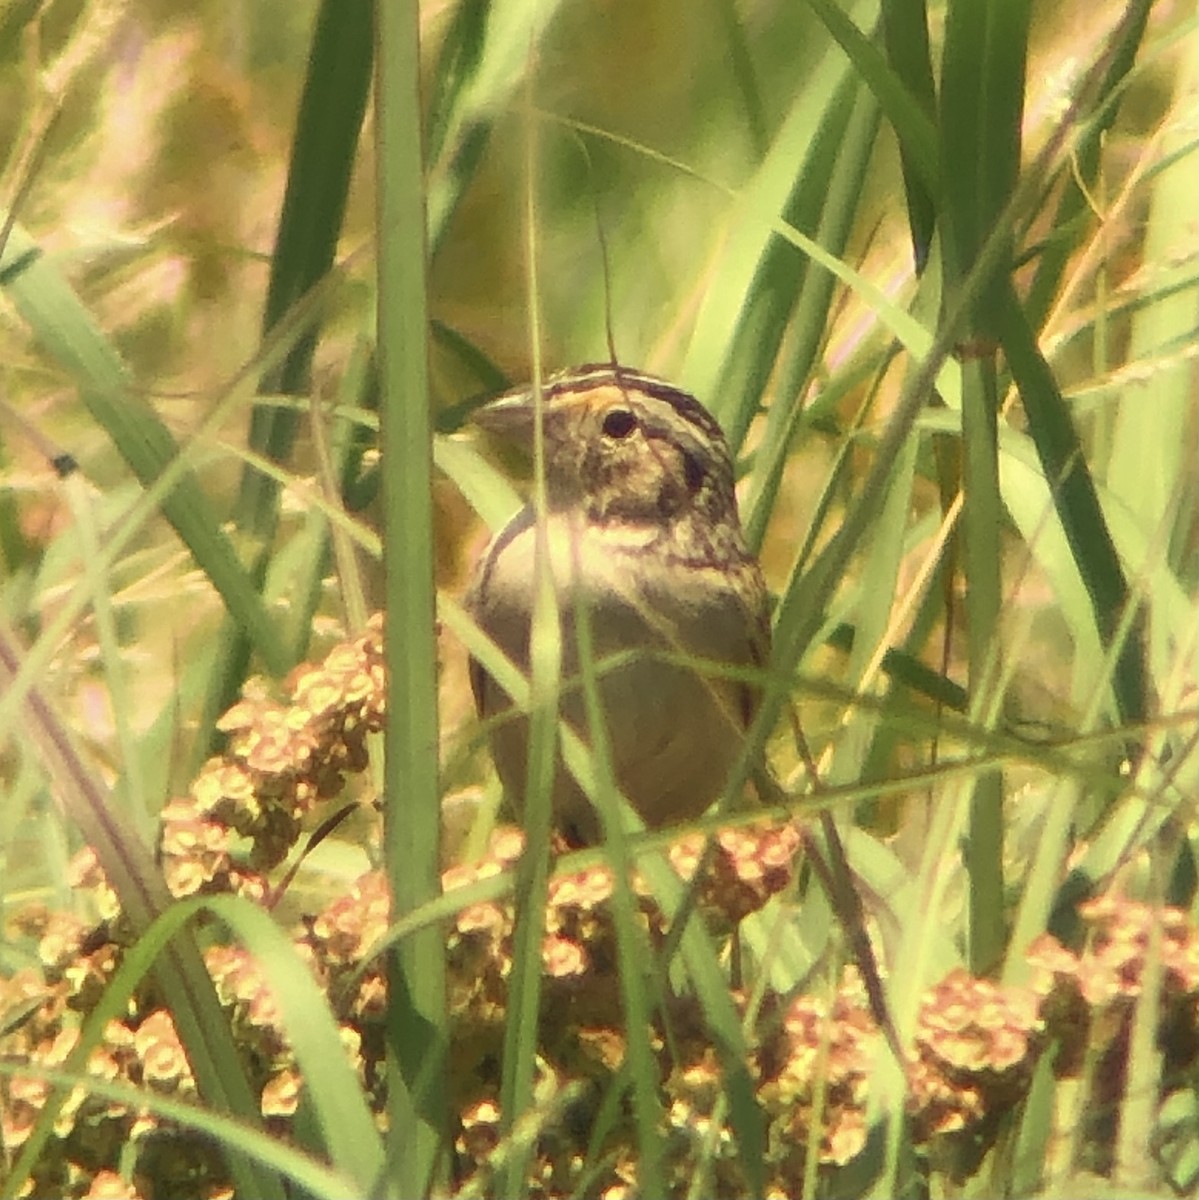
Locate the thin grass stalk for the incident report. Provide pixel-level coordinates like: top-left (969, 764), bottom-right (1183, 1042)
top-left (375, 1), bottom-right (447, 1194)
top-left (572, 597), bottom-right (665, 1196)
top-left (61, 470), bottom-right (151, 835)
top-left (498, 68), bottom-right (558, 1200)
top-left (1024, 0), bottom-right (1154, 328)
top-left (1113, 870), bottom-right (1167, 1189)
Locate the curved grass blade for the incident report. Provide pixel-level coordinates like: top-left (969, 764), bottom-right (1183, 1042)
top-left (0, 1061), bottom-right (361, 1200)
top-left (1, 892), bottom-right (383, 1199)
top-left (0, 224), bottom-right (289, 677)
top-left (426, 0), bottom-right (567, 255)
top-left (0, 623), bottom-right (284, 1200)
top-left (807, 0), bottom-right (938, 196)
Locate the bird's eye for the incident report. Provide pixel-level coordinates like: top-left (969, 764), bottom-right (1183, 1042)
top-left (601, 408), bottom-right (637, 439)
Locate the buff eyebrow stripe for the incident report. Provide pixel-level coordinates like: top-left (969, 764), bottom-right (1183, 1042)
top-left (542, 365), bottom-right (724, 444)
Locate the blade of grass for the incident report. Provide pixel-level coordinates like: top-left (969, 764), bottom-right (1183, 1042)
top-left (425, 0), bottom-right (567, 255)
top-left (58, 468), bottom-right (152, 838)
top-left (638, 852), bottom-right (767, 1196)
top-left (2, 893), bottom-right (383, 1197)
top-left (375, 0), bottom-right (447, 1195)
top-left (497, 65), bottom-right (560, 1198)
top-left (998, 278), bottom-right (1148, 728)
top-left (825, 423), bottom-right (920, 792)
top-left (742, 342), bottom-right (893, 562)
top-left (880, 0), bottom-right (938, 270)
top-left (938, 0), bottom-right (1032, 975)
top-left (0, 623), bottom-right (285, 1200)
top-left (574, 590), bottom-right (664, 1197)
top-left (714, 0), bottom-right (768, 156)
top-left (1113, 873), bottom-right (1167, 1188)
top-left (0, 1060), bottom-right (361, 1199)
top-left (279, 335), bottom-right (377, 662)
top-left (938, 0), bottom-right (1028, 310)
top-left (1107, 41), bottom-right (1198, 667)
top-left (741, 82), bottom-right (882, 553)
top-left (807, 0), bottom-right (938, 195)
top-left (239, 0), bottom-right (374, 533)
top-left (426, 0), bottom-right (490, 166)
top-left (681, 3), bottom-right (872, 452)
top-left (961, 352), bottom-right (1006, 976)
top-left (0, 223), bottom-right (289, 677)
top-left (205, 0), bottom-right (374, 744)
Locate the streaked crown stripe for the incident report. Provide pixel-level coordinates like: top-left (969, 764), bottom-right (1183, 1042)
top-left (539, 362), bottom-right (724, 444)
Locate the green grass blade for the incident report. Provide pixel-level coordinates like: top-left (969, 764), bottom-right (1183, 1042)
top-left (682, 14), bottom-right (869, 453)
top-left (807, 0), bottom-right (938, 195)
top-left (960, 354), bottom-right (1006, 974)
top-left (1107, 46), bottom-right (1198, 666)
top-left (639, 853), bottom-right (767, 1197)
top-left (203, 0), bottom-right (375, 746)
top-left (742, 85), bottom-right (881, 553)
top-left (2, 893), bottom-right (382, 1198)
top-left (715, 0), bottom-right (768, 155)
top-left (375, 0), bottom-right (447, 1194)
top-left (0, 626), bottom-right (284, 1200)
top-left (425, 0), bottom-right (566, 254)
top-left (937, 0), bottom-right (1032, 973)
top-left (238, 0), bottom-right (374, 533)
top-left (938, 0), bottom-right (1029, 315)
top-left (0, 224), bottom-right (289, 677)
top-left (997, 279), bottom-right (1147, 727)
top-left (880, 0), bottom-right (938, 270)
top-left (426, 0), bottom-right (491, 166)
top-left (574, 595), bottom-right (664, 1196)
top-left (826, 421), bottom-right (920, 791)
top-left (498, 98), bottom-right (558, 1199)
top-left (204, 896), bottom-right (386, 1182)
top-left (0, 1060), bottom-right (360, 1200)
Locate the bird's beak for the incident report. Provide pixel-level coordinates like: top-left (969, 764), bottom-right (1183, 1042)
top-left (471, 389), bottom-right (538, 449)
